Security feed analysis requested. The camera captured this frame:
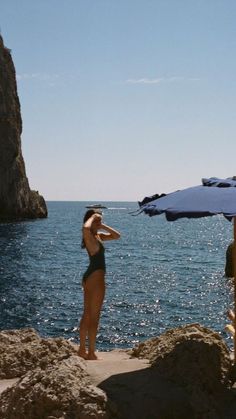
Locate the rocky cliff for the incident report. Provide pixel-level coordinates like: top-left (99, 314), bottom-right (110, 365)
top-left (0, 35), bottom-right (47, 221)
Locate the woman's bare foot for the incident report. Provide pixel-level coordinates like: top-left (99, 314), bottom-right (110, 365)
top-left (87, 352), bottom-right (98, 360)
top-left (78, 349), bottom-right (88, 360)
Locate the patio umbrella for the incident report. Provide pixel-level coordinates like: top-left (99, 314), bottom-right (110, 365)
top-left (138, 177), bottom-right (236, 360)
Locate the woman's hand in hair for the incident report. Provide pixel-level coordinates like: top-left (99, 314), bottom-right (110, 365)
top-left (92, 214), bottom-right (102, 229)
top-left (84, 213), bottom-right (102, 229)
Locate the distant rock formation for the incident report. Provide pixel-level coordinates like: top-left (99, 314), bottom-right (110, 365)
top-left (0, 35), bottom-right (47, 221)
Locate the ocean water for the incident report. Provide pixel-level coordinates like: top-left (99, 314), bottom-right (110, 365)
top-left (0, 201), bottom-right (234, 350)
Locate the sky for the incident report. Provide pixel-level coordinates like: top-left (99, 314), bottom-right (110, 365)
top-left (1, 0), bottom-right (236, 201)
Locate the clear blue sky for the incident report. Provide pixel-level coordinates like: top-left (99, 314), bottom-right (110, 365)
top-left (1, 1), bottom-right (236, 201)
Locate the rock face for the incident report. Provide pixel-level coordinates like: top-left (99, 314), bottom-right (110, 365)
top-left (0, 328), bottom-right (79, 379)
top-left (131, 323), bottom-right (231, 385)
top-left (131, 323), bottom-right (234, 418)
top-left (0, 329), bottom-right (113, 419)
top-left (0, 357), bottom-right (111, 419)
top-left (0, 35), bottom-right (47, 221)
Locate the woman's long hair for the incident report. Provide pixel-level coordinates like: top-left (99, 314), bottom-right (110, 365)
top-left (81, 209), bottom-right (102, 248)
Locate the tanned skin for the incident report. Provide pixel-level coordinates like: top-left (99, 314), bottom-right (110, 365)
top-left (79, 212), bottom-right (120, 360)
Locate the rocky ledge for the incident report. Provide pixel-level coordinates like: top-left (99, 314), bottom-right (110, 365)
top-left (0, 35), bottom-right (47, 221)
top-left (1, 324), bottom-right (236, 419)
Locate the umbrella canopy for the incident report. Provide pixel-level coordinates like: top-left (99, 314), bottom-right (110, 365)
top-left (140, 177), bottom-right (236, 221)
top-left (139, 177), bottom-right (236, 361)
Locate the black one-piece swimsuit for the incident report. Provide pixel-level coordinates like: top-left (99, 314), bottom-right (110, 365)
top-left (82, 241), bottom-right (106, 282)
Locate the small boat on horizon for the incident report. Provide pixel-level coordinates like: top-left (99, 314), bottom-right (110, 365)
top-left (85, 204), bottom-right (107, 209)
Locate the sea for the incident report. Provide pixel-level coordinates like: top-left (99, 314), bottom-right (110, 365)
top-left (0, 201), bottom-right (234, 351)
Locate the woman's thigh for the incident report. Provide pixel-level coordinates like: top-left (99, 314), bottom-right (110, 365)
top-left (84, 270), bottom-right (105, 316)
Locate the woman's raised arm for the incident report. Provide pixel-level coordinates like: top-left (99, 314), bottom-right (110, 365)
top-left (99, 223), bottom-right (120, 241)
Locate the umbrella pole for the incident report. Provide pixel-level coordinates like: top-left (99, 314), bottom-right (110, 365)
top-left (234, 217), bottom-right (236, 363)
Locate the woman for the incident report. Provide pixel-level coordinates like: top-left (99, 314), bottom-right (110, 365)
top-left (79, 209), bottom-right (120, 360)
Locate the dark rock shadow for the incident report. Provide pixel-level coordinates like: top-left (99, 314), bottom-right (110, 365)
top-left (99, 366), bottom-right (194, 419)
top-left (99, 365), bottom-right (236, 419)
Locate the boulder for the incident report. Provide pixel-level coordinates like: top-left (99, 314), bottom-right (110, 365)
top-left (0, 328), bottom-right (79, 379)
top-left (0, 356), bottom-right (112, 419)
top-left (0, 35), bottom-right (47, 221)
top-left (0, 328), bottom-right (117, 418)
top-left (131, 323), bottom-right (231, 387)
top-left (131, 323), bottom-right (234, 418)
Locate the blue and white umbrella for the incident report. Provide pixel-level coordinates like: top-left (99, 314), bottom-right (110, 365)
top-left (138, 177), bottom-right (236, 359)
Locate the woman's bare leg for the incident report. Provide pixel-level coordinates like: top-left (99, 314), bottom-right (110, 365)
top-left (84, 271), bottom-right (105, 360)
top-left (78, 285), bottom-right (89, 359)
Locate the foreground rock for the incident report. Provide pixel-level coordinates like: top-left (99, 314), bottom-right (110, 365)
top-left (131, 323), bottom-right (231, 387)
top-left (0, 329), bottom-right (114, 419)
top-left (0, 357), bottom-right (111, 419)
top-left (0, 35), bottom-right (47, 221)
top-left (0, 328), bottom-right (79, 379)
top-left (130, 323), bottom-right (235, 418)
top-left (1, 325), bottom-right (236, 418)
